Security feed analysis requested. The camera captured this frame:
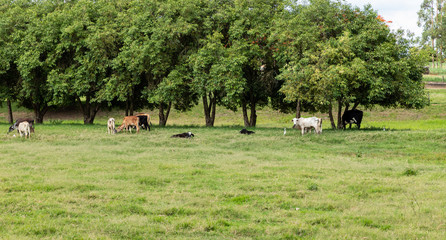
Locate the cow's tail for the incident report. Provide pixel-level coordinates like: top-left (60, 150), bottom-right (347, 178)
top-left (144, 113), bottom-right (152, 131)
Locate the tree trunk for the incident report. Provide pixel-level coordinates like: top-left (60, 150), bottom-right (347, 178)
top-left (84, 105), bottom-right (100, 124)
top-left (351, 102), bottom-right (360, 110)
top-left (211, 96), bottom-right (216, 126)
top-left (33, 104), bottom-right (48, 124)
top-left (203, 93), bottom-right (216, 127)
top-left (431, 0), bottom-right (435, 67)
top-left (125, 98), bottom-right (129, 116)
top-left (296, 99), bottom-right (301, 118)
top-left (158, 102), bottom-right (172, 126)
top-left (328, 103), bottom-right (336, 129)
top-left (77, 95), bottom-right (100, 124)
top-left (337, 99), bottom-right (343, 129)
top-left (7, 99), bottom-right (13, 124)
top-left (242, 100), bottom-right (250, 127)
top-left (129, 98), bottom-right (134, 116)
top-left (249, 100), bottom-right (256, 127)
top-left (242, 99), bottom-right (257, 127)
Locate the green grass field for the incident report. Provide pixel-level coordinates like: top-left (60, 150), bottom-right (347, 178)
top-left (1, 90), bottom-right (445, 239)
top-left (423, 75), bottom-right (446, 82)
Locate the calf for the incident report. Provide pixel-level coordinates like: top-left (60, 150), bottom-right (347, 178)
top-left (342, 109), bottom-right (363, 129)
top-left (107, 118), bottom-right (116, 134)
top-left (116, 116), bottom-right (140, 133)
top-left (17, 121), bottom-right (31, 138)
top-left (240, 129), bottom-right (255, 135)
top-left (171, 132), bottom-right (194, 138)
top-left (292, 117), bottom-right (322, 135)
top-left (8, 118), bottom-right (35, 133)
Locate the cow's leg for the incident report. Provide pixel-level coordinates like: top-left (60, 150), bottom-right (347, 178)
top-left (301, 128), bottom-right (305, 135)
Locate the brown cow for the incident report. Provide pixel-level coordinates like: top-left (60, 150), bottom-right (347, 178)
top-left (117, 116), bottom-right (140, 133)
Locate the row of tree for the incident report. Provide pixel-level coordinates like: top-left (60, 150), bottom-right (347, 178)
top-left (1, 0), bottom-right (429, 128)
top-left (418, 0), bottom-right (446, 67)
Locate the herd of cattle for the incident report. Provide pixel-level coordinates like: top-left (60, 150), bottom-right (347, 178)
top-left (7, 110), bottom-right (364, 138)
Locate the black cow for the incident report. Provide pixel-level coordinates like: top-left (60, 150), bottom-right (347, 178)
top-left (171, 132), bottom-right (194, 138)
top-left (136, 114), bottom-right (151, 131)
top-left (342, 109), bottom-right (363, 129)
top-left (240, 129), bottom-right (255, 135)
top-left (8, 118), bottom-right (35, 133)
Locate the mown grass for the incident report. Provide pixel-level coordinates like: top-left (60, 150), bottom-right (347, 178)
top-left (423, 75), bottom-right (446, 82)
top-left (0, 90), bottom-right (445, 239)
top-left (1, 128), bottom-right (446, 238)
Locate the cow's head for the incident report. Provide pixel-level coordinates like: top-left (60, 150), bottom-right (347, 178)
top-left (7, 124), bottom-right (16, 133)
top-left (188, 132), bottom-right (194, 137)
top-left (292, 118), bottom-right (299, 129)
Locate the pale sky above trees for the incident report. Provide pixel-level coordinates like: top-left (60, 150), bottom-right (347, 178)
top-left (344, 0), bottom-right (423, 37)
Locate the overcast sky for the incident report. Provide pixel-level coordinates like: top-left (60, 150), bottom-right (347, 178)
top-left (343, 0), bottom-right (424, 38)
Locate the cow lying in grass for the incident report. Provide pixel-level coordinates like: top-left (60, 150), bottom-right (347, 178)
top-left (292, 117), bottom-right (322, 135)
top-left (240, 129), bottom-right (255, 135)
top-left (116, 116), bottom-right (139, 133)
top-left (17, 121), bottom-right (31, 138)
top-left (107, 118), bottom-right (116, 134)
top-left (171, 132), bottom-right (194, 138)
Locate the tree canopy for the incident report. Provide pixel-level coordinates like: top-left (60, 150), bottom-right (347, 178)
top-left (1, 0), bottom-right (429, 127)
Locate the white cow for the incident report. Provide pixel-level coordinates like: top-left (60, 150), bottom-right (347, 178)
top-left (292, 117), bottom-right (322, 135)
top-left (17, 121), bottom-right (31, 138)
top-left (107, 118), bottom-right (116, 134)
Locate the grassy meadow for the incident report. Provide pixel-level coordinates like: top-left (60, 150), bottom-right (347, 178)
top-left (1, 89), bottom-right (446, 239)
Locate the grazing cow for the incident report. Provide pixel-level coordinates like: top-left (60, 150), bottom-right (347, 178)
top-left (116, 116), bottom-right (140, 133)
top-left (171, 132), bottom-right (194, 138)
top-left (17, 121), bottom-right (31, 138)
top-left (136, 113), bottom-right (151, 131)
top-left (8, 118), bottom-right (35, 133)
top-left (292, 117), bottom-right (322, 135)
top-left (342, 109), bottom-right (363, 129)
top-left (107, 118), bottom-right (116, 134)
top-left (240, 129), bottom-right (255, 135)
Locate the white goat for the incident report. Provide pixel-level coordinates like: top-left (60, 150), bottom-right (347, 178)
top-left (17, 121), bottom-right (31, 138)
top-left (107, 118), bottom-right (116, 134)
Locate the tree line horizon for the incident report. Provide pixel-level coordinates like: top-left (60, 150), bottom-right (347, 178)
top-left (0, 0), bottom-right (430, 128)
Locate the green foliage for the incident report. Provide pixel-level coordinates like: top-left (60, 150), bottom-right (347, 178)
top-left (0, 0), bottom-right (431, 126)
top-left (276, 0), bottom-right (429, 128)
